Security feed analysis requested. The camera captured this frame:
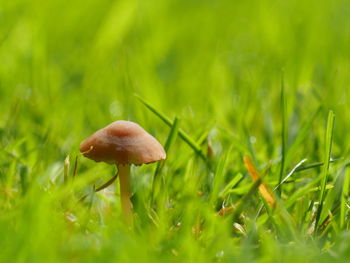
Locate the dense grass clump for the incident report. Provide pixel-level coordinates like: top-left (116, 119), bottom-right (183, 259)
top-left (1, 0), bottom-right (350, 262)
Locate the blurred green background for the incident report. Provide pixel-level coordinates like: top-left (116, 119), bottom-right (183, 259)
top-left (1, 0), bottom-right (350, 262)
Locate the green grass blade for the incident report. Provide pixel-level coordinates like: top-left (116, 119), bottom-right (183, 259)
top-left (219, 173), bottom-right (243, 199)
top-left (278, 72), bottom-right (286, 196)
top-left (163, 117), bottom-right (181, 155)
top-left (274, 158), bottom-right (307, 191)
top-left (285, 107), bottom-right (321, 167)
top-left (285, 162), bottom-right (339, 209)
top-left (152, 117), bottom-right (180, 197)
top-left (340, 167), bottom-right (350, 229)
top-left (19, 164), bottom-right (29, 196)
top-left (196, 129), bottom-right (210, 146)
top-left (315, 110), bottom-right (335, 234)
top-left (135, 94), bottom-right (207, 161)
top-left (243, 125), bottom-right (258, 164)
top-left (294, 159), bottom-right (338, 173)
top-left (232, 178), bottom-right (263, 221)
top-left (209, 145), bottom-right (233, 205)
top-left (285, 177), bottom-right (321, 209)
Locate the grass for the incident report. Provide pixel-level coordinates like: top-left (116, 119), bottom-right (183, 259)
top-left (315, 110), bottom-right (335, 234)
top-left (1, 0), bottom-right (350, 262)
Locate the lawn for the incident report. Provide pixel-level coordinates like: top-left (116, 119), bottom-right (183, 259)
top-left (1, 0), bottom-right (350, 262)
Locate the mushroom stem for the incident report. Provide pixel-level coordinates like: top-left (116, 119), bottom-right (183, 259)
top-left (117, 164), bottom-right (133, 224)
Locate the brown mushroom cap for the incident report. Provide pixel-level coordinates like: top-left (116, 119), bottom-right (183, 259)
top-left (80, 120), bottom-right (166, 165)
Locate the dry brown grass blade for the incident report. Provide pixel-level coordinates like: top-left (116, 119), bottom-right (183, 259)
top-left (243, 156), bottom-right (275, 208)
top-left (217, 205), bottom-right (236, 216)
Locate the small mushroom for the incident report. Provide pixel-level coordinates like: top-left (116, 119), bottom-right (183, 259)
top-left (80, 120), bottom-right (166, 223)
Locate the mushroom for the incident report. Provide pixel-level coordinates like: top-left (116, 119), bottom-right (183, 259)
top-left (80, 120), bottom-right (166, 223)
